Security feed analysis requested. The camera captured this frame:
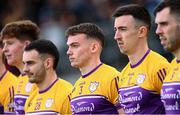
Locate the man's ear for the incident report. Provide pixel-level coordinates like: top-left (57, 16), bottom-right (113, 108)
top-left (23, 40), bottom-right (31, 49)
top-left (90, 41), bottom-right (100, 53)
top-left (138, 26), bottom-right (148, 38)
top-left (44, 58), bottom-right (53, 69)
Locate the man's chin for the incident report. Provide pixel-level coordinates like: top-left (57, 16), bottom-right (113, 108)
top-left (164, 47), bottom-right (174, 52)
top-left (71, 63), bottom-right (79, 68)
top-left (7, 60), bottom-right (16, 66)
top-left (29, 79), bottom-right (36, 83)
top-left (120, 49), bottom-right (127, 55)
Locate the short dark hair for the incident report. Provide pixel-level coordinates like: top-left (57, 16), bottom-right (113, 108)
top-left (65, 23), bottom-right (105, 48)
top-left (1, 20), bottom-right (40, 41)
top-left (112, 4), bottom-right (151, 30)
top-left (24, 40), bottom-right (59, 69)
top-left (154, 0), bottom-right (180, 17)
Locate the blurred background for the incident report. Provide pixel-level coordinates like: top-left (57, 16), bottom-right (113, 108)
top-left (0, 0), bottom-right (173, 84)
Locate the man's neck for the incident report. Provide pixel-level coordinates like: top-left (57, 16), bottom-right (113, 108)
top-left (80, 59), bottom-right (101, 76)
top-left (16, 62), bottom-right (24, 74)
top-left (128, 47), bottom-right (149, 66)
top-left (173, 48), bottom-right (180, 60)
top-left (0, 63), bottom-right (6, 79)
top-left (37, 70), bottom-right (58, 92)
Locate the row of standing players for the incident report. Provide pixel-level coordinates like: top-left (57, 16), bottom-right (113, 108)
top-left (0, 0), bottom-right (179, 114)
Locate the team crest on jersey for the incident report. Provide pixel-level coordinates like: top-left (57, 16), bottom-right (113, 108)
top-left (45, 98), bottom-right (54, 108)
top-left (25, 82), bottom-right (33, 92)
top-left (137, 74), bottom-right (146, 85)
top-left (89, 81), bottom-right (99, 93)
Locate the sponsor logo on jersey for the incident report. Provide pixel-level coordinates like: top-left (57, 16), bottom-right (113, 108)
top-left (71, 102), bottom-right (95, 114)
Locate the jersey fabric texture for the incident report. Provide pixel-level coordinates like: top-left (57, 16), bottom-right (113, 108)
top-left (118, 49), bottom-right (170, 114)
top-left (0, 70), bottom-right (17, 113)
top-left (70, 63), bottom-right (119, 114)
top-left (25, 78), bottom-right (73, 114)
top-left (161, 58), bottom-right (180, 114)
top-left (14, 74), bottom-right (36, 114)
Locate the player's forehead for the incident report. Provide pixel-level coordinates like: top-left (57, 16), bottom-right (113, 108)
top-left (23, 50), bottom-right (40, 60)
top-left (155, 8), bottom-right (171, 22)
top-left (2, 37), bottom-right (19, 42)
top-left (114, 15), bottom-right (135, 27)
top-left (67, 33), bottom-right (88, 45)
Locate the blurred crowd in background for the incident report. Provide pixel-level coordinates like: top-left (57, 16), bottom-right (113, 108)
top-left (0, 0), bottom-right (173, 84)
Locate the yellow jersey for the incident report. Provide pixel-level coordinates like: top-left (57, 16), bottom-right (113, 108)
top-left (0, 70), bottom-right (17, 113)
top-left (25, 78), bottom-right (73, 114)
top-left (161, 58), bottom-right (180, 114)
top-left (118, 50), bottom-right (170, 114)
top-left (70, 63), bottom-right (119, 114)
top-left (14, 74), bottom-right (36, 114)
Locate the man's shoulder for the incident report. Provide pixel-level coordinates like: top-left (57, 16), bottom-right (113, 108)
top-left (56, 78), bottom-right (73, 90)
top-left (100, 63), bottom-right (119, 73)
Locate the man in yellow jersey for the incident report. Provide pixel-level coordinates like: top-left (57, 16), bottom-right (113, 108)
top-left (1, 20), bottom-right (40, 114)
top-left (23, 40), bottom-right (72, 114)
top-left (0, 39), bottom-right (17, 114)
top-left (154, 0), bottom-right (180, 114)
top-left (112, 4), bottom-right (170, 114)
top-left (66, 23), bottom-right (120, 114)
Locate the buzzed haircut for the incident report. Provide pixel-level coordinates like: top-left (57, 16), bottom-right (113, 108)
top-left (65, 23), bottom-right (105, 48)
top-left (1, 20), bottom-right (40, 41)
top-left (24, 39), bottom-right (59, 70)
top-left (112, 4), bottom-right (151, 30)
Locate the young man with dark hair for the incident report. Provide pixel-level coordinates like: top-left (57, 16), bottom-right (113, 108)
top-left (23, 39), bottom-right (72, 114)
top-left (113, 4), bottom-right (170, 114)
top-left (154, 0), bottom-right (180, 114)
top-left (66, 23), bottom-right (119, 114)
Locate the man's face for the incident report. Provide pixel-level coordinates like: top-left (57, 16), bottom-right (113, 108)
top-left (155, 7), bottom-right (180, 53)
top-left (3, 37), bottom-right (26, 67)
top-left (66, 33), bottom-right (93, 68)
top-left (23, 50), bottom-right (46, 84)
top-left (114, 15), bottom-right (140, 55)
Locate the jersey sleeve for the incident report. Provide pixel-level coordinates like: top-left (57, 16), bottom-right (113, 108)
top-left (151, 62), bottom-right (170, 93)
top-left (115, 72), bottom-right (124, 109)
top-left (1, 71), bottom-right (17, 113)
top-left (108, 73), bottom-right (120, 105)
top-left (56, 81), bottom-right (73, 114)
top-left (59, 94), bottom-right (72, 114)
